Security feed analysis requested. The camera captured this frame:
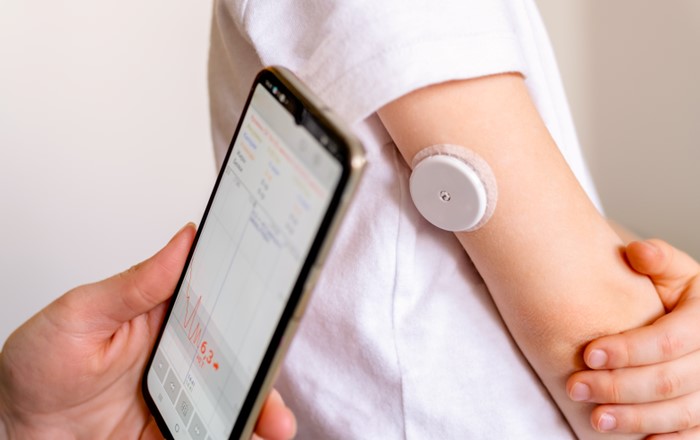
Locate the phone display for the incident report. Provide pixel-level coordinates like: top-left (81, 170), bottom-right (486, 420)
top-left (143, 67), bottom-right (364, 440)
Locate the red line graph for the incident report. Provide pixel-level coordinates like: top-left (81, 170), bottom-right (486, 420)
top-left (181, 268), bottom-right (219, 372)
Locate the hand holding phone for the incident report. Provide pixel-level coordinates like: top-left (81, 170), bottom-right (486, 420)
top-left (142, 67), bottom-right (365, 440)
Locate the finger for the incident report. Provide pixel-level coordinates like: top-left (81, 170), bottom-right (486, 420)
top-left (589, 391), bottom-right (700, 434)
top-left (626, 239), bottom-right (699, 308)
top-left (140, 417), bottom-right (165, 440)
top-left (647, 425), bottom-right (700, 439)
top-left (254, 389), bottom-right (297, 440)
top-left (627, 239), bottom-right (699, 280)
top-left (582, 297), bottom-right (700, 369)
top-left (568, 349), bottom-right (700, 404)
top-left (583, 242), bottom-right (700, 370)
top-left (85, 223), bottom-right (196, 326)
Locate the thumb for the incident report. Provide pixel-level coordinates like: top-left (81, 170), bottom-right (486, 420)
top-left (85, 223), bottom-right (196, 326)
top-left (626, 239), bottom-right (699, 308)
top-left (254, 389), bottom-right (297, 440)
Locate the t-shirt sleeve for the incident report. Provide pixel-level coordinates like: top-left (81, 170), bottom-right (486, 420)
top-left (238, 0), bottom-right (525, 124)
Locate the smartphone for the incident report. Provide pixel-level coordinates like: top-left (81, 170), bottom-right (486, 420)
top-left (142, 66), bottom-right (365, 440)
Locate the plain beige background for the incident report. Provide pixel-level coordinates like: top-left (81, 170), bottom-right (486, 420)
top-left (537, 0), bottom-right (700, 257)
top-left (1, 1), bottom-right (698, 343)
top-left (0, 0), bottom-right (216, 341)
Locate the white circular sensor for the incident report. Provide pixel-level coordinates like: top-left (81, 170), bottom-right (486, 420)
top-left (409, 154), bottom-right (488, 231)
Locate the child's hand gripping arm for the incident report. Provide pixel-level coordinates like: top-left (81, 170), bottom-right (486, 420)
top-left (569, 239), bottom-right (700, 437)
top-left (378, 73), bottom-right (665, 439)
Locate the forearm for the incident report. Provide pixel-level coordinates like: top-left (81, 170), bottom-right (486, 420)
top-left (452, 159), bottom-right (662, 438)
top-left (0, 355), bottom-right (11, 440)
top-left (379, 74), bottom-right (664, 438)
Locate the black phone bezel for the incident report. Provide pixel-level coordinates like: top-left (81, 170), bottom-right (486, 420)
top-left (141, 67), bottom-right (356, 440)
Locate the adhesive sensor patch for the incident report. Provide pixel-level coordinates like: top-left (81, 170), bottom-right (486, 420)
top-left (409, 144), bottom-right (497, 232)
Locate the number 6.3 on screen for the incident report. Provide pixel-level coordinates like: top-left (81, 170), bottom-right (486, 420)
top-left (142, 66), bottom-right (365, 440)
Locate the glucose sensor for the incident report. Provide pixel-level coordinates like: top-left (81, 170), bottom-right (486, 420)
top-left (409, 144), bottom-right (497, 232)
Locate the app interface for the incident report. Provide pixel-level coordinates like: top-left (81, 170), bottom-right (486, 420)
top-left (147, 83), bottom-right (342, 439)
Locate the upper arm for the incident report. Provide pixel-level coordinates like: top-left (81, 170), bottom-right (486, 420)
top-left (378, 73), bottom-right (664, 439)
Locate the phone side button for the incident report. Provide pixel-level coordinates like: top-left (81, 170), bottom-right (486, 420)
top-left (293, 265), bottom-right (322, 319)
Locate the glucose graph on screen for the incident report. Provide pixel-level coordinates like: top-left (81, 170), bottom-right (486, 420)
top-left (167, 106), bottom-right (329, 418)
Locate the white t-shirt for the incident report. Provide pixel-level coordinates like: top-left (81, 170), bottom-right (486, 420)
top-left (209, 0), bottom-right (600, 438)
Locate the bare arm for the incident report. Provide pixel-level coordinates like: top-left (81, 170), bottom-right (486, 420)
top-left (378, 73), bottom-right (664, 439)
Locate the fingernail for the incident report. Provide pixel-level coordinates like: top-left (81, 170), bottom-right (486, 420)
top-left (570, 382), bottom-right (591, 402)
top-left (597, 413), bottom-right (617, 432)
top-left (587, 349), bottom-right (608, 369)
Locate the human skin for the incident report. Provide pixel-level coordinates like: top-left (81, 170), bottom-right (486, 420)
top-left (378, 73), bottom-right (667, 439)
top-left (0, 224), bottom-right (295, 440)
top-left (571, 238), bottom-right (700, 438)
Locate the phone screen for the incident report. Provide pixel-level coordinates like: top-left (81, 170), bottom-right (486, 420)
top-left (144, 71), bottom-right (351, 440)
